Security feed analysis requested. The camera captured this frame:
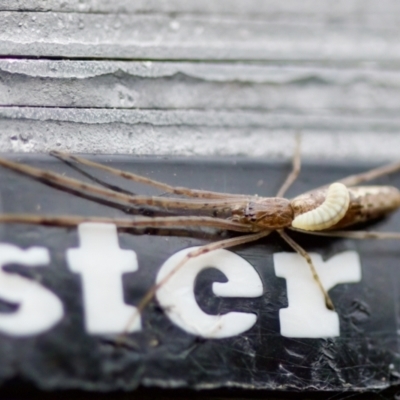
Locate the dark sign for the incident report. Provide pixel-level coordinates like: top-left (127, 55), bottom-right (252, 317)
top-left (0, 155), bottom-right (399, 394)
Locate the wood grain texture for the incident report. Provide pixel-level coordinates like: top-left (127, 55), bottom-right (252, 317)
top-left (0, 1), bottom-right (399, 157)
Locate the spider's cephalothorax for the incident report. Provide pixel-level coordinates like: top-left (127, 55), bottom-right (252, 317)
top-left (232, 197), bottom-right (294, 230)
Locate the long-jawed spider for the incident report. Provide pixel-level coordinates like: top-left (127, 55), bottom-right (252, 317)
top-left (0, 140), bottom-right (400, 319)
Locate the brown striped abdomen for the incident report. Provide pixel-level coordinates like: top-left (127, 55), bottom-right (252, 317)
top-left (291, 185), bottom-right (400, 230)
top-left (333, 186), bottom-right (400, 229)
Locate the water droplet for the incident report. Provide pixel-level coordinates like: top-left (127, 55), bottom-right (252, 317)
top-left (170, 21), bottom-right (180, 31)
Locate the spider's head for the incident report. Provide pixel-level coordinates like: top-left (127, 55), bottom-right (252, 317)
top-left (233, 197), bottom-right (294, 229)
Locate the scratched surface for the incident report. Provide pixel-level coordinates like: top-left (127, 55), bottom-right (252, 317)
top-left (0, 155), bottom-right (399, 398)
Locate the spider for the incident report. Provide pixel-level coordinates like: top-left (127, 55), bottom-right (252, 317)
top-left (0, 141), bottom-right (400, 317)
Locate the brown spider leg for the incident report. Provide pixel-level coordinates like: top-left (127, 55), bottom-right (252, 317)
top-left (0, 214), bottom-right (254, 232)
top-left (0, 157), bottom-right (250, 212)
top-left (339, 161), bottom-right (400, 187)
top-left (277, 229), bottom-right (335, 310)
top-left (309, 161), bottom-right (400, 193)
top-left (273, 137), bottom-right (336, 309)
top-left (289, 227), bottom-right (400, 240)
top-left (51, 151), bottom-right (250, 199)
top-left (276, 133), bottom-right (301, 198)
top-left (120, 229), bottom-right (272, 339)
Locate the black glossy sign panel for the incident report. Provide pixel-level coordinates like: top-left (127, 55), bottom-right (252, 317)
top-left (0, 155), bottom-right (399, 394)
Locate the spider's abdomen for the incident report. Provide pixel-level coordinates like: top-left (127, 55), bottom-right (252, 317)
top-left (291, 183), bottom-right (400, 231)
top-left (334, 185), bottom-right (400, 229)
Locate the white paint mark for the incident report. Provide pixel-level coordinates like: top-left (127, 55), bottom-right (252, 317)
top-left (274, 251), bottom-right (362, 338)
top-left (67, 223), bottom-right (141, 335)
top-left (0, 244), bottom-right (63, 336)
top-left (156, 247), bottom-right (263, 339)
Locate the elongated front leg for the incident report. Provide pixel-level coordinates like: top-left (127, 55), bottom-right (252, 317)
top-left (277, 229), bottom-right (334, 310)
top-left (51, 152), bottom-right (249, 199)
top-left (0, 157), bottom-right (249, 212)
top-left (0, 214), bottom-right (255, 232)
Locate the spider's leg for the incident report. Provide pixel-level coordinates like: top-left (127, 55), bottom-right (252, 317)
top-left (276, 133), bottom-right (301, 198)
top-left (307, 161), bottom-right (400, 193)
top-left (278, 229), bottom-right (334, 310)
top-left (51, 151), bottom-right (250, 199)
top-left (289, 227), bottom-right (400, 240)
top-left (0, 157), bottom-right (250, 212)
top-left (0, 214), bottom-right (255, 233)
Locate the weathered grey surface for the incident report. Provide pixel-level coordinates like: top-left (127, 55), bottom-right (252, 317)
top-left (1, 107), bottom-right (400, 161)
top-left (2, 10), bottom-right (400, 60)
top-left (0, 1), bottom-right (399, 159)
top-left (3, 0), bottom-right (400, 18)
top-left (2, 59), bottom-right (400, 111)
